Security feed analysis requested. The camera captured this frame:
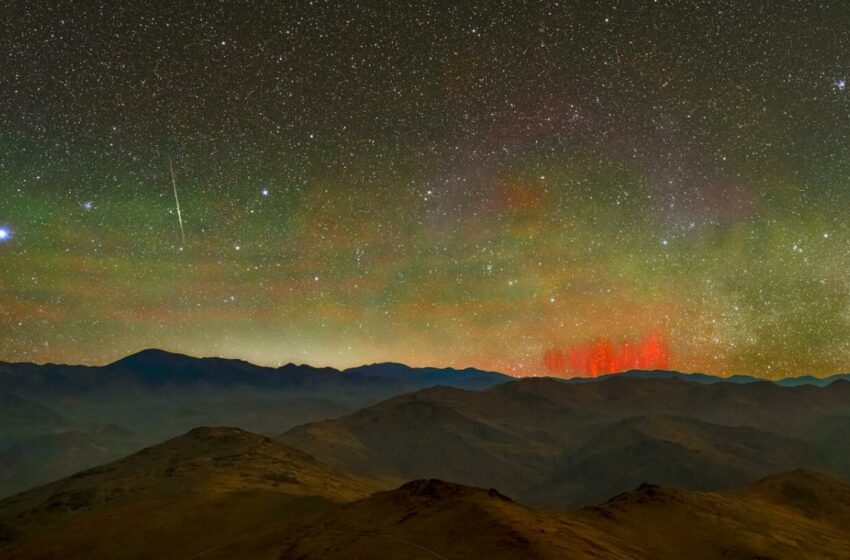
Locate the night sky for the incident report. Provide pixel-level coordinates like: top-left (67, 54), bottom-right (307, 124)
top-left (3, 1), bottom-right (850, 378)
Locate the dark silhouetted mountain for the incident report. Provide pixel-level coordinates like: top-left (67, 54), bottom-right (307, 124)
top-left (0, 349), bottom-right (510, 395)
top-left (342, 362), bottom-right (511, 390)
top-left (775, 373), bottom-right (850, 387)
top-left (570, 368), bottom-right (850, 387)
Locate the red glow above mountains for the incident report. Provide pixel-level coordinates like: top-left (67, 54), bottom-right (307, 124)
top-left (543, 332), bottom-right (670, 377)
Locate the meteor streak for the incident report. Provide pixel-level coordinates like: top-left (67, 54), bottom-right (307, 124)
top-left (169, 157), bottom-right (186, 247)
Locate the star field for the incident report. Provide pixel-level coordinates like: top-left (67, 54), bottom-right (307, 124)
top-left (2, 1), bottom-right (850, 378)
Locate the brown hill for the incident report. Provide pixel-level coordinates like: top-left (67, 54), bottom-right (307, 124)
top-left (578, 469), bottom-right (850, 559)
top-left (2, 433), bottom-right (849, 560)
top-left (276, 470), bottom-right (850, 560)
top-left (0, 426), bottom-right (376, 560)
top-left (742, 468), bottom-right (850, 526)
top-left (274, 478), bottom-right (636, 560)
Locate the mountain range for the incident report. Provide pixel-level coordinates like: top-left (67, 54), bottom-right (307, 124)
top-left (0, 349), bottom-right (509, 497)
top-left (280, 375), bottom-right (850, 506)
top-left (1, 349), bottom-right (850, 557)
top-left (2, 350), bottom-right (849, 500)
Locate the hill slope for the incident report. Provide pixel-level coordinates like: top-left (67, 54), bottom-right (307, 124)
top-left (2, 434), bottom-right (849, 560)
top-left (276, 479), bottom-right (635, 560)
top-left (0, 394), bottom-right (143, 497)
top-left (0, 427), bottom-right (376, 560)
top-left (577, 469), bottom-right (850, 559)
top-left (274, 470), bottom-right (850, 560)
top-left (280, 377), bottom-right (850, 506)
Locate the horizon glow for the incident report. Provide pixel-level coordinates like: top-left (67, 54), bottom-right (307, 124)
top-left (3, 3), bottom-right (850, 379)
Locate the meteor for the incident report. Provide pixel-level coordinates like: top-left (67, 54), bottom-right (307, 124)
top-left (169, 157), bottom-right (187, 248)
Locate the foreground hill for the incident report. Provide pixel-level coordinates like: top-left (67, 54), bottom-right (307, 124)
top-left (3, 427), bottom-right (847, 560)
top-left (577, 470), bottom-right (850, 559)
top-left (0, 350), bottom-right (509, 497)
top-left (280, 376), bottom-right (850, 505)
top-left (275, 479), bottom-right (634, 559)
top-left (0, 427), bottom-right (376, 559)
top-left (270, 470), bottom-right (850, 559)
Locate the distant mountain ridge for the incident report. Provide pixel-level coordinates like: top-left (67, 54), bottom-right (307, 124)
top-left (0, 348), bottom-right (512, 394)
top-left (565, 368), bottom-right (850, 387)
top-left (3, 349), bottom-right (847, 389)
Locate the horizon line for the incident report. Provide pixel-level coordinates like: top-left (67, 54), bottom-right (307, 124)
top-left (1, 346), bottom-right (846, 381)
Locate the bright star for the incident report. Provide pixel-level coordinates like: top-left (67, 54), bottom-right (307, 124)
top-left (261, 188), bottom-right (270, 197)
top-left (82, 201), bottom-right (94, 211)
top-left (0, 227), bottom-right (12, 242)
top-left (836, 79), bottom-right (846, 91)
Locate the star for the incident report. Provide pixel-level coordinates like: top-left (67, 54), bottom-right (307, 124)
top-left (1, 2), bottom-right (849, 378)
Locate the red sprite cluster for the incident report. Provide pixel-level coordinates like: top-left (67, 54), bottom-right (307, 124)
top-left (543, 332), bottom-right (670, 377)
